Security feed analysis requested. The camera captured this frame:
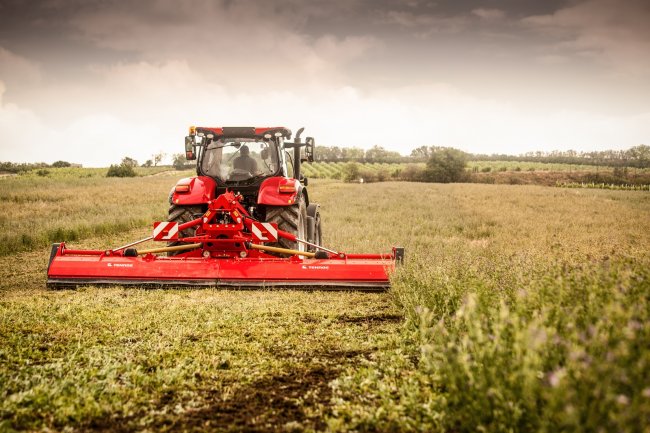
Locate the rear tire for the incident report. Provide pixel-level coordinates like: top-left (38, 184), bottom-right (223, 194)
top-left (167, 204), bottom-right (204, 256)
top-left (265, 197), bottom-right (307, 251)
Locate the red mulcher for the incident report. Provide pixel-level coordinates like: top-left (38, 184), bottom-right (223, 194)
top-left (46, 126), bottom-right (403, 290)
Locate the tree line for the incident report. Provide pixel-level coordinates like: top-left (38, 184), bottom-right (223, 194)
top-left (316, 144), bottom-right (650, 168)
top-left (469, 145), bottom-right (650, 168)
top-left (0, 160), bottom-right (79, 173)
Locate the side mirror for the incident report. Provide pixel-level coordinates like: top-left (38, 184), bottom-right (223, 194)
top-left (184, 136), bottom-right (197, 160)
top-left (303, 137), bottom-right (315, 163)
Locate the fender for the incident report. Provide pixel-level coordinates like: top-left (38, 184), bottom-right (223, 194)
top-left (169, 176), bottom-right (217, 206)
top-left (257, 177), bottom-right (306, 206)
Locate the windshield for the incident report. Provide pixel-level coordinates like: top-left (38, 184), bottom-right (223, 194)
top-left (201, 138), bottom-right (279, 182)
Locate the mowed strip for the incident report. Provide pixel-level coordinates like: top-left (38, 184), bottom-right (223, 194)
top-left (0, 245), bottom-right (402, 432)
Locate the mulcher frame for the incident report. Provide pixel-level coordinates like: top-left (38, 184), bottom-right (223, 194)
top-left (46, 191), bottom-right (403, 290)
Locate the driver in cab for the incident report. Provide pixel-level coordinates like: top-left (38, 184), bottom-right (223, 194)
top-left (232, 145), bottom-right (258, 174)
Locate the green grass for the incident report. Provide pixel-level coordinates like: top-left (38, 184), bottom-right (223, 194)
top-left (11, 166), bottom-right (182, 180)
top-left (326, 183), bottom-right (650, 432)
top-left (1, 289), bottom-right (400, 432)
top-left (302, 162), bottom-right (406, 179)
top-left (1, 178), bottom-right (649, 431)
top-left (467, 160), bottom-right (650, 173)
top-left (0, 170), bottom-right (193, 256)
top-left (557, 181), bottom-right (650, 191)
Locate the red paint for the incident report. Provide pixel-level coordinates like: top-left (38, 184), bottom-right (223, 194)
top-left (171, 176), bottom-right (217, 205)
top-left (196, 127), bottom-right (291, 138)
top-left (47, 191), bottom-right (399, 289)
top-left (257, 177), bottom-right (299, 206)
top-left (47, 253), bottom-right (393, 287)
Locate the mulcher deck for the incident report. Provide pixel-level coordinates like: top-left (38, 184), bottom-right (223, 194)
top-left (47, 245), bottom-right (394, 291)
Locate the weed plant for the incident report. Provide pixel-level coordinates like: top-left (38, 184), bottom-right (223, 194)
top-left (323, 183), bottom-right (650, 432)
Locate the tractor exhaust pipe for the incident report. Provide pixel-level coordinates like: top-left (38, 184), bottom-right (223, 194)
top-left (293, 127), bottom-right (304, 180)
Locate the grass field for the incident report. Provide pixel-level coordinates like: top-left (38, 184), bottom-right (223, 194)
top-left (1, 174), bottom-right (649, 432)
top-left (0, 169), bottom-right (193, 256)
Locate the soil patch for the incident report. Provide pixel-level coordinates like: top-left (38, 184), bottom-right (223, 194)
top-left (300, 313), bottom-right (403, 325)
top-left (336, 313), bottom-right (403, 325)
top-left (85, 349), bottom-right (370, 432)
top-left (173, 366), bottom-right (338, 432)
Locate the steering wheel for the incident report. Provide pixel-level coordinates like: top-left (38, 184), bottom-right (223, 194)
top-left (230, 168), bottom-right (252, 176)
top-left (228, 168), bottom-right (253, 181)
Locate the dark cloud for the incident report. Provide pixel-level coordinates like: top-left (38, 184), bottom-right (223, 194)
top-left (0, 0), bottom-right (648, 164)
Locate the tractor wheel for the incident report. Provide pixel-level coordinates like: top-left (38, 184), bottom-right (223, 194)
top-left (167, 204), bottom-right (204, 256)
top-left (265, 197), bottom-right (307, 251)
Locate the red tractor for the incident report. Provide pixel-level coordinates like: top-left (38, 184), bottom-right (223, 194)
top-left (168, 126), bottom-right (321, 254)
top-left (46, 124), bottom-right (401, 290)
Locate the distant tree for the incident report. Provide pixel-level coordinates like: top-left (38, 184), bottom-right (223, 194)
top-left (121, 157), bottom-right (138, 168)
top-left (142, 160), bottom-right (153, 167)
top-left (315, 146), bottom-right (367, 161)
top-left (627, 145), bottom-right (650, 168)
top-left (172, 153), bottom-right (188, 170)
top-left (424, 147), bottom-right (467, 183)
top-left (316, 146), bottom-right (344, 161)
top-left (52, 161), bottom-right (71, 168)
top-left (0, 162), bottom-right (48, 173)
top-left (365, 145), bottom-right (388, 161)
top-left (346, 148), bottom-right (365, 160)
top-left (153, 152), bottom-right (166, 166)
top-left (410, 146), bottom-right (431, 161)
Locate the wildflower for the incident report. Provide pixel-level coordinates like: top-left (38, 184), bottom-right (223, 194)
top-left (616, 395), bottom-right (629, 405)
top-left (547, 368), bottom-right (565, 388)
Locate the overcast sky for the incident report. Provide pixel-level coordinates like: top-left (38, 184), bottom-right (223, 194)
top-left (1, 0), bottom-right (649, 166)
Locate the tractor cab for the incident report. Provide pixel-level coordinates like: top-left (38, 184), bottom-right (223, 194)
top-left (185, 126), bottom-right (314, 188)
top-left (200, 138), bottom-right (279, 183)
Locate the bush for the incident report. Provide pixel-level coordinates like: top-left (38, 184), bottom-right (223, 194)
top-left (424, 147), bottom-right (467, 183)
top-left (358, 167), bottom-right (377, 183)
top-left (342, 162), bottom-right (360, 182)
top-left (376, 168), bottom-right (390, 182)
top-left (399, 164), bottom-right (426, 181)
top-left (107, 164), bottom-right (136, 178)
top-left (121, 157), bottom-right (138, 168)
top-left (51, 161), bottom-right (71, 168)
top-left (172, 153), bottom-right (192, 170)
top-left (481, 166), bottom-right (492, 173)
top-left (613, 166), bottom-right (629, 178)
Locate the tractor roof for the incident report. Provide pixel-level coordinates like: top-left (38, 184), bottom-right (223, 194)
top-left (194, 126), bottom-right (292, 139)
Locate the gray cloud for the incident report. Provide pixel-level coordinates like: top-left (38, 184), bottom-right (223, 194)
top-left (523, 0), bottom-right (650, 75)
top-left (0, 0), bottom-right (648, 165)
